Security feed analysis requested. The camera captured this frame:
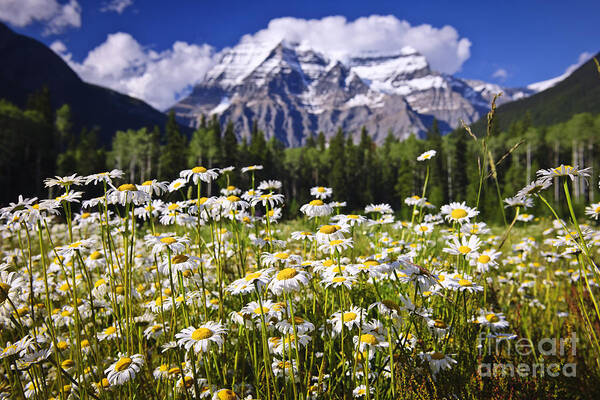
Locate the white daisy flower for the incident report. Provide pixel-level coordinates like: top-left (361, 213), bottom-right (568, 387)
top-left (180, 166), bottom-right (220, 184)
top-left (417, 150), bottom-right (437, 161)
top-left (310, 186), bottom-right (333, 199)
top-left (105, 353), bottom-right (145, 386)
top-left (175, 322), bottom-right (227, 354)
top-left (268, 267), bottom-right (311, 295)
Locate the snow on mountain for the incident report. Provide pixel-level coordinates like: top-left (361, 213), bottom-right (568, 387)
top-left (172, 41), bottom-right (532, 146)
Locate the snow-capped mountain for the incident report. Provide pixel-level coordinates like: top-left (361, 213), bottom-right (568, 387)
top-left (172, 41), bottom-right (533, 146)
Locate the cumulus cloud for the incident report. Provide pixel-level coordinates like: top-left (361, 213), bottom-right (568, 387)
top-left (492, 68), bottom-right (508, 81)
top-left (100, 0), bottom-right (133, 14)
top-left (52, 33), bottom-right (217, 110)
top-left (0, 0), bottom-right (81, 35)
top-left (238, 15), bottom-right (471, 74)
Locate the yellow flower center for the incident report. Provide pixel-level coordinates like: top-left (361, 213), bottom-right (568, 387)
top-left (57, 341), bottom-right (68, 351)
top-left (274, 252), bottom-right (289, 259)
top-left (160, 237), bottom-right (176, 245)
top-left (191, 327), bottom-right (213, 341)
top-left (61, 359), bottom-right (74, 369)
top-left (227, 195), bottom-right (240, 202)
top-left (319, 225), bottom-right (339, 234)
top-left (332, 276), bottom-right (346, 283)
top-left (317, 187), bottom-right (326, 193)
top-left (254, 306), bottom-right (270, 314)
top-left (431, 352), bottom-right (445, 360)
top-left (433, 319), bottom-right (447, 329)
top-left (276, 268), bottom-right (298, 280)
top-left (486, 313), bottom-right (500, 323)
top-left (216, 389), bottom-right (237, 400)
top-left (192, 166), bottom-right (207, 173)
top-left (168, 367), bottom-right (181, 375)
top-left (81, 212), bottom-right (91, 219)
top-left (309, 199), bottom-right (324, 206)
top-left (458, 279), bottom-right (472, 287)
top-left (0, 282), bottom-right (11, 302)
top-left (330, 239), bottom-right (344, 245)
top-left (364, 260), bottom-right (379, 267)
top-left (118, 184), bottom-right (136, 192)
top-left (360, 334), bottom-right (377, 345)
top-left (168, 203), bottom-right (179, 210)
top-left (114, 357), bottom-right (132, 372)
top-left (172, 254), bottom-right (189, 264)
top-left (450, 208), bottom-right (468, 219)
top-left (142, 180), bottom-right (153, 186)
top-left (90, 251), bottom-right (102, 260)
top-left (104, 326), bottom-right (116, 335)
top-left (61, 310), bottom-right (71, 317)
top-left (181, 376), bottom-right (194, 388)
top-left (244, 272), bottom-right (262, 281)
top-left (458, 246), bottom-right (471, 254)
top-left (478, 255), bottom-right (491, 263)
top-left (342, 312), bottom-right (357, 322)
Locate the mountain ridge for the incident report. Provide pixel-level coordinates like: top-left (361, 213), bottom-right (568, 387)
top-left (172, 40), bottom-right (533, 145)
top-left (0, 22), bottom-right (172, 144)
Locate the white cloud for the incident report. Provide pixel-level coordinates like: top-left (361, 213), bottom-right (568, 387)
top-left (492, 68), bottom-right (508, 80)
top-left (528, 51), bottom-right (593, 92)
top-left (0, 0), bottom-right (81, 35)
top-left (100, 0), bottom-right (133, 14)
top-left (238, 15), bottom-right (471, 74)
top-left (52, 33), bottom-right (217, 110)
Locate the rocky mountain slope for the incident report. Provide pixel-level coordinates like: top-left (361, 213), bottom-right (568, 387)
top-left (172, 41), bottom-right (533, 145)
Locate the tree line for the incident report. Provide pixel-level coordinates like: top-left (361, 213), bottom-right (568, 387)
top-left (2, 89), bottom-right (599, 222)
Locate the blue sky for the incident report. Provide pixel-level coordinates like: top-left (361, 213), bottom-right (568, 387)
top-left (1, 0), bottom-right (597, 109)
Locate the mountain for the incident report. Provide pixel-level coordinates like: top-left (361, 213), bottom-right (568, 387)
top-left (471, 52), bottom-right (600, 133)
top-left (0, 22), bottom-right (170, 144)
top-left (172, 40), bottom-right (533, 146)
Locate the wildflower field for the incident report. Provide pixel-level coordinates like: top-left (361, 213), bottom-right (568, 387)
top-left (1, 151), bottom-right (600, 400)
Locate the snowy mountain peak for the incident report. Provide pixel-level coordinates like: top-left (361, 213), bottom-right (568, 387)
top-left (173, 39), bottom-right (534, 146)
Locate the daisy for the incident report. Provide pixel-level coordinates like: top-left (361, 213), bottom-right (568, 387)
top-left (470, 249), bottom-right (501, 273)
top-left (417, 150), bottom-right (437, 161)
top-left (276, 316), bottom-right (315, 334)
top-left (44, 173), bottom-right (85, 188)
top-left (440, 202), bottom-right (479, 224)
top-left (0, 270), bottom-right (25, 304)
top-left (290, 231), bottom-right (315, 242)
top-left (504, 196), bottom-right (534, 209)
top-left (353, 384), bottom-right (374, 398)
top-left (241, 299), bottom-right (281, 320)
top-left (268, 267), bottom-right (311, 295)
top-left (321, 274), bottom-right (356, 290)
top-left (169, 178), bottom-right (188, 192)
top-left (364, 203), bottom-right (393, 215)
top-left (315, 224), bottom-right (348, 242)
top-left (405, 195), bottom-right (426, 207)
top-left (176, 322), bottom-right (227, 353)
top-left (262, 251), bottom-right (303, 267)
top-left (273, 334), bottom-right (311, 355)
top-left (300, 199), bottom-right (333, 218)
top-left (475, 310), bottom-right (510, 331)
top-left (180, 166), bottom-right (219, 185)
top-left (420, 351), bottom-right (457, 375)
top-left (241, 165), bottom-right (263, 173)
top-left (85, 170), bottom-right (124, 185)
top-left (138, 179), bottom-right (169, 196)
top-left (258, 180), bottom-right (282, 191)
top-left (227, 268), bottom-right (275, 294)
top-left (272, 358), bottom-right (299, 381)
top-left (585, 203), bottom-right (600, 220)
top-left (56, 238), bottom-right (95, 258)
top-left (443, 235), bottom-right (481, 257)
top-left (461, 222), bottom-right (491, 235)
top-left (105, 353), bottom-right (145, 386)
top-left (516, 179), bottom-right (552, 198)
top-left (332, 214), bottom-right (367, 227)
top-left (537, 164), bottom-right (591, 182)
top-left (452, 275), bottom-right (483, 293)
top-left (310, 186), bottom-right (333, 199)
top-left (97, 324), bottom-right (120, 341)
top-left (353, 332), bottom-right (388, 352)
top-left (212, 388), bottom-right (239, 400)
top-left (414, 223), bottom-right (434, 236)
top-left (149, 235), bottom-right (190, 256)
top-left (330, 307), bottom-right (366, 334)
top-left (108, 184), bottom-right (150, 205)
top-left (516, 213), bottom-right (534, 222)
top-left (318, 238), bottom-right (353, 254)
top-left (251, 193), bottom-right (285, 208)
